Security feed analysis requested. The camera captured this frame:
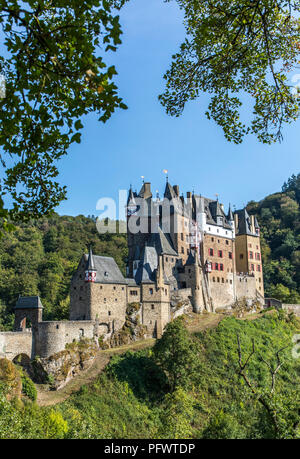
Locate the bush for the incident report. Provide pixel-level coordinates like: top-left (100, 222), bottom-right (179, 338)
top-left (21, 374), bottom-right (37, 401)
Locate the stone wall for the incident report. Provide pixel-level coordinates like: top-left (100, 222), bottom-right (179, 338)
top-left (235, 274), bottom-right (257, 304)
top-left (282, 304), bottom-right (300, 317)
top-left (35, 321), bottom-right (96, 358)
top-left (0, 331), bottom-right (33, 360)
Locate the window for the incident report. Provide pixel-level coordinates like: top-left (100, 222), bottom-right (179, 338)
top-left (226, 240), bottom-right (229, 245)
top-left (104, 298), bottom-right (107, 302)
top-left (222, 278), bottom-right (224, 283)
top-left (256, 253), bottom-right (261, 261)
top-left (113, 286), bottom-right (116, 290)
top-left (115, 298), bottom-right (118, 302)
top-left (257, 265), bottom-right (261, 272)
top-left (166, 257), bottom-right (168, 262)
top-left (240, 254), bottom-right (244, 259)
top-left (218, 250), bottom-right (223, 258)
top-left (211, 237), bottom-right (214, 242)
top-left (165, 289), bottom-right (167, 295)
top-left (249, 251), bottom-right (253, 259)
top-left (220, 264), bottom-right (224, 271)
top-left (249, 243), bottom-right (252, 248)
top-left (259, 277), bottom-right (262, 283)
top-left (230, 280), bottom-right (232, 284)
top-left (108, 311), bottom-right (111, 316)
top-left (151, 304), bottom-right (155, 310)
top-left (181, 233), bottom-right (184, 241)
top-left (209, 248), bottom-right (214, 256)
top-left (251, 264), bottom-right (255, 272)
top-left (130, 290), bottom-right (138, 296)
top-left (149, 288), bottom-right (153, 295)
top-left (215, 263), bottom-right (219, 271)
top-left (229, 252), bottom-right (233, 259)
top-left (217, 277), bottom-right (220, 282)
top-left (181, 247), bottom-right (185, 254)
top-left (213, 277), bottom-right (215, 282)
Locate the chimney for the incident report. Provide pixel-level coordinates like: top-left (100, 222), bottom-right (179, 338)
top-left (187, 191), bottom-right (192, 198)
top-left (174, 185), bottom-right (179, 197)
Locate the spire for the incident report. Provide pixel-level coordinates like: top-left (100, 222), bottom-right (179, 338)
top-left (85, 246), bottom-right (97, 282)
top-left (87, 246), bottom-right (95, 270)
top-left (227, 204), bottom-right (234, 221)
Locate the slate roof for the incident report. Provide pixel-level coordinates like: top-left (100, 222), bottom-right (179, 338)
top-left (15, 296), bottom-right (43, 310)
top-left (235, 209), bottom-right (255, 236)
top-left (84, 254), bottom-right (126, 284)
top-left (134, 246), bottom-right (158, 284)
top-left (149, 227), bottom-right (178, 256)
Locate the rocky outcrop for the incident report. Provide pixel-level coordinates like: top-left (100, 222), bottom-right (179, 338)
top-left (33, 339), bottom-right (99, 390)
top-left (109, 302), bottom-right (148, 348)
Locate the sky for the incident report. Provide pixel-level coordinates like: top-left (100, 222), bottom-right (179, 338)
top-left (56, 0), bottom-right (300, 219)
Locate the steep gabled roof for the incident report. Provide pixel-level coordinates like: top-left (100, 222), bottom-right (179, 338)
top-left (235, 208), bottom-right (253, 235)
top-left (134, 246), bottom-right (158, 284)
top-left (149, 227), bottom-right (178, 256)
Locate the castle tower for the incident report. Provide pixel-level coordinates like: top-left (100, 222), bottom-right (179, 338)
top-left (235, 209), bottom-right (264, 297)
top-left (192, 248), bottom-right (204, 314)
top-left (85, 246), bottom-right (97, 283)
top-left (127, 183), bottom-right (153, 278)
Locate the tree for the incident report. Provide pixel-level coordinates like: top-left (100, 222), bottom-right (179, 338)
top-left (236, 335), bottom-right (299, 438)
top-left (0, 0), bottom-right (128, 230)
top-left (160, 0), bottom-right (300, 144)
top-left (153, 317), bottom-right (199, 392)
top-left (158, 387), bottom-right (194, 439)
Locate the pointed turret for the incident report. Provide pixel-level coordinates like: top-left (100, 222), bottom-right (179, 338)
top-left (85, 246), bottom-right (97, 282)
top-left (227, 204), bottom-right (234, 222)
top-left (156, 254), bottom-right (164, 289)
top-left (192, 248), bottom-right (203, 314)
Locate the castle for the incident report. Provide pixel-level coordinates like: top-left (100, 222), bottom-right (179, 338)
top-left (0, 180), bottom-right (264, 362)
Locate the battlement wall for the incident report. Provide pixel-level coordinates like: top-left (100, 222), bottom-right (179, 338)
top-left (35, 321), bottom-right (96, 358)
top-left (0, 331), bottom-right (33, 360)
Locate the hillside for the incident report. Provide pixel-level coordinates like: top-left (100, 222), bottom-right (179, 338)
top-left (0, 311), bottom-right (299, 439)
top-left (0, 173), bottom-right (299, 331)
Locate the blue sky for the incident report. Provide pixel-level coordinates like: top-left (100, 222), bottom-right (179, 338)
top-left (56, 0), bottom-right (300, 219)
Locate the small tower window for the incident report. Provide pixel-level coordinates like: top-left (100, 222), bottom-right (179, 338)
top-left (149, 288), bottom-right (153, 295)
top-left (151, 304), bottom-right (155, 310)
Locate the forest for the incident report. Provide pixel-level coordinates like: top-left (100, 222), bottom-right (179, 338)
top-left (0, 173), bottom-right (299, 331)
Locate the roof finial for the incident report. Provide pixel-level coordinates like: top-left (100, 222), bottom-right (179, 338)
top-left (141, 176), bottom-right (145, 184)
top-left (163, 169), bottom-right (168, 183)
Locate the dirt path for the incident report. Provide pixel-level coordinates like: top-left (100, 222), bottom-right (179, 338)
top-left (36, 338), bottom-right (155, 407)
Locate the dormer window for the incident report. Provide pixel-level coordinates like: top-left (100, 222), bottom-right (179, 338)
top-left (104, 272), bottom-right (109, 277)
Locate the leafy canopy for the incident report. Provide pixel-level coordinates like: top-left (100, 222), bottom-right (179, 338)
top-left (160, 0), bottom-right (300, 144)
top-left (0, 0), bottom-right (128, 226)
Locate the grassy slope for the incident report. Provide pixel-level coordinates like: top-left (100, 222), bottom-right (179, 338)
top-left (51, 311), bottom-right (300, 439)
